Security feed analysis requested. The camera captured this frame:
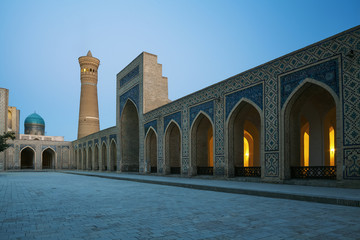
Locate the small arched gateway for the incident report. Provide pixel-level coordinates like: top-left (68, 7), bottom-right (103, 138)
top-left (94, 144), bottom-right (99, 170)
top-left (164, 121), bottom-right (181, 174)
top-left (21, 147), bottom-right (35, 169)
top-left (110, 140), bottom-right (117, 171)
top-left (190, 113), bottom-right (214, 176)
top-left (102, 142), bottom-right (108, 171)
top-left (145, 128), bottom-right (157, 173)
top-left (42, 148), bottom-right (55, 169)
top-left (283, 80), bottom-right (337, 180)
top-left (227, 99), bottom-right (262, 177)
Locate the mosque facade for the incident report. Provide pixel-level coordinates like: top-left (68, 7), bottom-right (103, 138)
top-left (1, 26), bottom-right (360, 185)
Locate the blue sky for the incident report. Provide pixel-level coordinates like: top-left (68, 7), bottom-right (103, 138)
top-left (1, 0), bottom-right (359, 141)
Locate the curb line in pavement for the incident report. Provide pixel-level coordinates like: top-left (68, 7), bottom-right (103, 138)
top-left (60, 171), bottom-right (360, 208)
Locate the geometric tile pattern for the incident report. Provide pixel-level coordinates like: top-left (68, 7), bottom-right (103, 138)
top-left (41, 145), bottom-right (56, 151)
top-left (163, 111), bottom-right (181, 132)
top-left (119, 84), bottom-right (140, 116)
top-left (189, 100), bottom-right (214, 127)
top-left (144, 120), bottom-right (157, 136)
top-left (265, 152), bottom-right (279, 177)
top-left (101, 136), bottom-right (107, 145)
top-left (344, 148), bottom-right (360, 179)
top-left (225, 83), bottom-right (263, 118)
top-left (87, 141), bottom-right (93, 147)
top-left (280, 58), bottom-right (339, 107)
top-left (109, 134), bottom-right (117, 143)
top-left (120, 65), bottom-right (139, 87)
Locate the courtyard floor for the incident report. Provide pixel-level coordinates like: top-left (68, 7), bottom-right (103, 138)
top-left (1, 172), bottom-right (360, 240)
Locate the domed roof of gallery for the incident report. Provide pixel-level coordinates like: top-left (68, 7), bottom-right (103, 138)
top-left (24, 112), bottom-right (45, 125)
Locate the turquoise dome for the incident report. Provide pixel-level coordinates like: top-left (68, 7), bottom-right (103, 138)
top-left (24, 113), bottom-right (45, 125)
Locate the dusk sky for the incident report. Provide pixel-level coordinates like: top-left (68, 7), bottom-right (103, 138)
top-left (1, 0), bottom-right (359, 141)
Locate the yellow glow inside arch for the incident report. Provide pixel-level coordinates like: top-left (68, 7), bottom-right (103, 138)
top-left (304, 132), bottom-right (309, 167)
top-left (244, 137), bottom-right (249, 167)
top-left (329, 126), bottom-right (335, 166)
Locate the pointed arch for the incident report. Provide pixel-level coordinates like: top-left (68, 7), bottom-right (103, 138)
top-left (20, 146), bottom-right (35, 169)
top-left (74, 149), bottom-right (78, 169)
top-left (120, 99), bottom-right (139, 172)
top-left (42, 147), bottom-right (56, 170)
top-left (101, 142), bottom-right (108, 171)
top-left (82, 148), bottom-right (87, 170)
top-left (94, 144), bottom-right (99, 171)
top-left (164, 120), bottom-right (181, 174)
top-left (282, 79), bottom-right (338, 179)
top-left (190, 112), bottom-right (214, 176)
top-left (226, 98), bottom-right (262, 177)
top-left (88, 147), bottom-right (93, 170)
top-left (110, 140), bottom-right (117, 171)
top-left (78, 149), bottom-right (82, 170)
top-left (145, 127), bottom-right (158, 173)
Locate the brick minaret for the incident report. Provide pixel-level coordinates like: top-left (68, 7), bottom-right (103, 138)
top-left (77, 50), bottom-right (100, 139)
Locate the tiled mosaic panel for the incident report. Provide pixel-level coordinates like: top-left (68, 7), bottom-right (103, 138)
top-left (215, 95), bottom-right (225, 156)
top-left (265, 152), bottom-right (279, 177)
top-left (280, 58), bottom-right (339, 107)
top-left (163, 111), bottom-right (181, 132)
top-left (344, 148), bottom-right (360, 179)
top-left (343, 54), bottom-right (360, 146)
top-left (41, 145), bottom-right (56, 151)
top-left (225, 83), bottom-right (263, 118)
top-left (120, 65), bottom-right (139, 87)
top-left (214, 155), bottom-right (225, 175)
top-left (144, 120), bottom-right (157, 136)
top-left (119, 85), bottom-right (140, 116)
top-left (189, 100), bottom-right (214, 127)
top-left (109, 134), bottom-right (117, 142)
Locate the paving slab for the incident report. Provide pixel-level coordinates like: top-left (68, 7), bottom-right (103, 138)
top-left (61, 170), bottom-right (360, 207)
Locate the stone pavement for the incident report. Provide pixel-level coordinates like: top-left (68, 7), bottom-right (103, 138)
top-left (62, 170), bottom-right (360, 207)
top-left (1, 172), bottom-right (360, 240)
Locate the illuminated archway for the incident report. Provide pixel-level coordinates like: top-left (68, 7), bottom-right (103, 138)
top-left (190, 113), bottom-right (214, 175)
top-left (227, 100), bottom-right (261, 177)
top-left (121, 100), bottom-right (139, 172)
top-left (21, 147), bottom-right (35, 169)
top-left (145, 128), bottom-right (157, 173)
top-left (42, 148), bottom-right (55, 169)
top-left (284, 81), bottom-right (337, 179)
top-left (164, 121), bottom-right (181, 174)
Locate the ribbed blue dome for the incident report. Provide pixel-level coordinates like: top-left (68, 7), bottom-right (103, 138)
top-left (24, 113), bottom-right (45, 125)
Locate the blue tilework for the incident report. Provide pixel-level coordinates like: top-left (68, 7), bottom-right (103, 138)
top-left (144, 120), bottom-right (157, 135)
top-left (109, 134), bottom-right (117, 142)
top-left (280, 59), bottom-right (339, 107)
top-left (87, 140), bottom-right (93, 147)
top-left (42, 145), bottom-right (56, 151)
top-left (265, 152), bottom-right (279, 177)
top-left (120, 65), bottom-right (139, 87)
top-left (119, 85), bottom-right (140, 116)
top-left (225, 83), bottom-right (263, 119)
top-left (189, 101), bottom-right (214, 127)
top-left (20, 144), bottom-right (36, 150)
top-left (101, 136), bottom-right (107, 144)
top-left (163, 112), bottom-right (181, 132)
top-left (94, 139), bottom-right (99, 144)
top-left (344, 148), bottom-right (360, 179)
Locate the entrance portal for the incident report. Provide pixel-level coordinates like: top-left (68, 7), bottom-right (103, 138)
top-left (21, 147), bottom-right (35, 169)
top-left (42, 148), bottom-right (55, 169)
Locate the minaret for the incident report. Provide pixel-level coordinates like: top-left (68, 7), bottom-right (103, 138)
top-left (77, 50), bottom-right (100, 139)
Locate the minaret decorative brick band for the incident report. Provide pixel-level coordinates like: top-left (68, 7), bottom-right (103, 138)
top-left (77, 50), bottom-right (100, 139)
